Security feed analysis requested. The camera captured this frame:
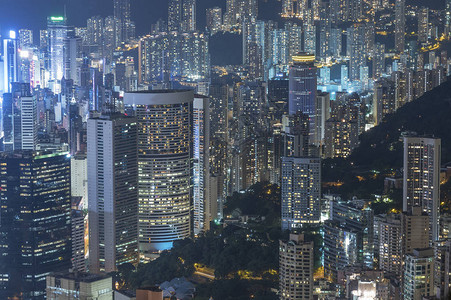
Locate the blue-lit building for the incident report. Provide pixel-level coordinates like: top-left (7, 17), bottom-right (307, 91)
top-left (288, 53), bottom-right (318, 145)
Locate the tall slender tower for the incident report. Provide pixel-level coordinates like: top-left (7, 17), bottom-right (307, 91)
top-left (114, 0), bottom-right (132, 42)
top-left (288, 53), bottom-right (318, 145)
top-left (403, 135), bottom-right (441, 243)
top-left (193, 95), bottom-right (210, 235)
top-left (168, 0), bottom-right (182, 32)
top-left (87, 113), bottom-right (139, 273)
top-left (47, 16), bottom-right (68, 93)
top-left (124, 90), bottom-right (193, 252)
top-left (394, 0), bottom-right (405, 53)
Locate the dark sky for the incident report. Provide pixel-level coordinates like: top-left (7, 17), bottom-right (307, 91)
top-left (0, 0), bottom-right (445, 38)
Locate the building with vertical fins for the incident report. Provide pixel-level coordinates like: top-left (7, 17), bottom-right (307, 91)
top-left (124, 90), bottom-right (193, 252)
top-left (87, 113), bottom-right (139, 273)
top-left (193, 95), bottom-right (210, 235)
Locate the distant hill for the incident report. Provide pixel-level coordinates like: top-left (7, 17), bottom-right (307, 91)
top-left (350, 79), bottom-right (451, 170)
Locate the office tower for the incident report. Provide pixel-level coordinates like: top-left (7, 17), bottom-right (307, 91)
top-left (124, 90), bottom-right (193, 252)
top-left (71, 210), bottom-right (86, 272)
top-left (47, 16), bottom-right (68, 93)
top-left (206, 7), bottom-right (222, 35)
top-left (168, 0), bottom-right (182, 32)
top-left (418, 7), bottom-right (429, 43)
top-left (46, 272), bottom-right (114, 299)
top-left (0, 151), bottom-right (71, 299)
top-left (401, 207), bottom-right (430, 256)
top-left (377, 214), bottom-right (402, 277)
top-left (87, 16), bottom-right (104, 46)
top-left (71, 153), bottom-right (88, 202)
top-left (18, 29), bottom-right (33, 48)
top-left (104, 16), bottom-right (118, 60)
top-left (394, 0), bottom-right (405, 53)
top-left (403, 248), bottom-right (435, 299)
top-left (193, 95), bottom-right (211, 235)
top-left (281, 157), bottom-right (321, 229)
top-left (288, 53), bottom-right (318, 145)
top-left (20, 91), bottom-right (38, 150)
top-left (323, 220), bottom-right (359, 281)
top-left (279, 234), bottom-right (314, 299)
top-left (2, 30), bottom-right (19, 93)
top-left (315, 91), bottom-right (330, 148)
top-left (182, 0), bottom-right (196, 32)
top-left (87, 113), bottom-right (139, 273)
top-left (114, 0), bottom-right (132, 43)
top-left (403, 135), bottom-right (441, 242)
top-left (63, 35), bottom-right (82, 86)
top-left (2, 83), bottom-right (37, 151)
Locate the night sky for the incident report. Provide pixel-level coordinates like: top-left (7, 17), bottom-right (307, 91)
top-left (0, 0), bottom-right (445, 38)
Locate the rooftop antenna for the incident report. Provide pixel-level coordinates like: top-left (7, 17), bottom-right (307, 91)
top-left (64, 4), bottom-right (67, 21)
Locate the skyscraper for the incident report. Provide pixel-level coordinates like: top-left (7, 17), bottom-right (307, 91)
top-left (288, 53), bottom-right (318, 145)
top-left (2, 83), bottom-right (37, 151)
top-left (87, 113), bottom-right (139, 273)
top-left (168, 0), bottom-right (182, 32)
top-left (0, 151), bottom-right (71, 299)
top-left (47, 16), bottom-right (68, 93)
top-left (182, 0), bottom-right (196, 32)
top-left (193, 95), bottom-right (211, 235)
top-left (281, 157), bottom-right (321, 229)
top-left (403, 135), bottom-right (441, 242)
top-left (279, 234), bottom-right (314, 299)
top-left (206, 7), bottom-right (223, 35)
top-left (2, 30), bottom-right (19, 93)
top-left (124, 90), bottom-right (193, 252)
top-left (114, 0), bottom-right (132, 43)
top-left (394, 0), bottom-right (405, 53)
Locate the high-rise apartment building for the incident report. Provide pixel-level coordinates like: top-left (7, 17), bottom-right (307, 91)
top-left (0, 151), bottom-right (71, 299)
top-left (87, 113), bottom-right (139, 273)
top-left (403, 248), bottom-right (435, 299)
top-left (403, 135), bottom-right (441, 242)
top-left (418, 7), bottom-right (429, 43)
top-left (206, 7), bottom-right (222, 35)
top-left (395, 0), bottom-right (405, 53)
top-left (168, 0), bottom-right (182, 32)
top-left (401, 206), bottom-right (430, 256)
top-left (279, 234), bottom-right (314, 300)
top-left (281, 157), bottom-right (321, 229)
top-left (114, 0), bottom-right (132, 43)
top-left (378, 214), bottom-right (402, 277)
top-left (124, 90), bottom-right (193, 252)
top-left (193, 95), bottom-right (211, 235)
top-left (182, 0), bottom-right (196, 32)
top-left (288, 53), bottom-right (318, 145)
